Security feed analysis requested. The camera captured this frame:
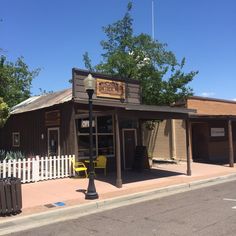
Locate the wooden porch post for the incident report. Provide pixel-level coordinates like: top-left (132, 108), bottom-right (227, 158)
top-left (115, 112), bottom-right (122, 188)
top-left (185, 119), bottom-right (192, 176)
top-left (228, 119), bottom-right (234, 167)
top-left (170, 119), bottom-right (176, 160)
top-left (72, 105), bottom-right (78, 160)
top-left (139, 120), bottom-right (144, 145)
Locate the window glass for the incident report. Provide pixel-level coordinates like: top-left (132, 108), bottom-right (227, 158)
top-left (97, 116), bottom-right (113, 133)
top-left (78, 135), bottom-right (96, 157)
top-left (98, 135), bottom-right (114, 155)
top-left (12, 132), bottom-right (20, 147)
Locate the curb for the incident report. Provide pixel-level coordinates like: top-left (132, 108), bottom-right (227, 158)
top-left (1, 173), bottom-right (236, 235)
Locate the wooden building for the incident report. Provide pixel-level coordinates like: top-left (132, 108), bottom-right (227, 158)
top-left (0, 68), bottom-right (195, 187)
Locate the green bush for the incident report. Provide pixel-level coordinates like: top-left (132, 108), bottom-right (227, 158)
top-left (0, 150), bottom-right (25, 161)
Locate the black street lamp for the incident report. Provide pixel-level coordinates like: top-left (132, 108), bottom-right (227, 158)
top-left (84, 74), bottom-right (99, 200)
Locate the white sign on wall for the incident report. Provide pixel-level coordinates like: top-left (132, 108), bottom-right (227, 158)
top-left (210, 128), bottom-right (225, 137)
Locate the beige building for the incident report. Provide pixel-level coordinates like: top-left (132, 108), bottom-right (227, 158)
top-left (143, 119), bottom-right (187, 161)
top-left (145, 96), bottom-right (236, 165)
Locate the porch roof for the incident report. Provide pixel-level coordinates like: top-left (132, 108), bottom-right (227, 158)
top-left (75, 99), bottom-right (196, 119)
top-left (122, 104), bottom-right (195, 120)
top-left (189, 114), bottom-right (236, 121)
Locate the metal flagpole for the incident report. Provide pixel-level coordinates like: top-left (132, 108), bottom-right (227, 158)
top-left (152, 0), bottom-right (155, 40)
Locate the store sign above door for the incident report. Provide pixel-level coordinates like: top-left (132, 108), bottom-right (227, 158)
top-left (96, 78), bottom-right (125, 100)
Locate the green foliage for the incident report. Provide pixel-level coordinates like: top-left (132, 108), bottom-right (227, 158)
top-left (84, 1), bottom-right (198, 105)
top-left (83, 52), bottom-right (94, 72)
top-left (0, 149), bottom-right (25, 161)
top-left (0, 97), bottom-right (9, 128)
top-left (0, 55), bottom-right (40, 108)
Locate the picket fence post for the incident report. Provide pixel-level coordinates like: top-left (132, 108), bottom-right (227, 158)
top-left (7, 160), bottom-right (11, 177)
top-left (65, 155), bottom-right (68, 177)
top-left (45, 156), bottom-right (49, 180)
top-left (32, 156), bottom-right (40, 182)
top-left (2, 160), bottom-right (6, 178)
top-left (22, 158), bottom-right (26, 183)
top-left (71, 155), bottom-right (75, 177)
top-left (13, 159), bottom-right (17, 177)
top-left (53, 156), bottom-right (56, 179)
top-left (49, 156), bottom-right (52, 179)
top-left (61, 155), bottom-right (65, 178)
top-left (17, 159), bottom-right (22, 179)
top-left (27, 158), bottom-right (31, 182)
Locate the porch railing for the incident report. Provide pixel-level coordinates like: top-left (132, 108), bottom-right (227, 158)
top-left (0, 155), bottom-right (75, 183)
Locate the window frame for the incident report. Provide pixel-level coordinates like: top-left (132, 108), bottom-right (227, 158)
top-left (77, 114), bottom-right (115, 159)
top-left (12, 132), bottom-right (20, 147)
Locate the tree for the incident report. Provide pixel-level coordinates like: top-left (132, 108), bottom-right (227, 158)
top-left (0, 97), bottom-right (8, 128)
top-left (0, 55), bottom-right (40, 108)
top-left (83, 52), bottom-right (94, 72)
top-left (84, 2), bottom-right (198, 105)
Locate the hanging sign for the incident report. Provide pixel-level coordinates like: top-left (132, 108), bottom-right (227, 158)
top-left (96, 78), bottom-right (125, 99)
top-left (210, 128), bottom-right (225, 137)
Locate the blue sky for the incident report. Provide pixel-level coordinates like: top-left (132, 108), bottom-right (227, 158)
top-left (1, 0), bottom-right (236, 100)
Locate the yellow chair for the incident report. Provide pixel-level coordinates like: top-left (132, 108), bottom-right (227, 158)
top-left (71, 159), bottom-right (88, 178)
top-left (94, 155), bottom-right (107, 176)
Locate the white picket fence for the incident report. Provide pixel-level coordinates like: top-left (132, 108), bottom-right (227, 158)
top-left (0, 154), bottom-right (75, 183)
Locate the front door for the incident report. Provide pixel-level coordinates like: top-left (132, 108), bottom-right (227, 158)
top-left (122, 129), bottom-right (137, 169)
top-left (48, 128), bottom-right (60, 156)
top-left (192, 123), bottom-right (208, 161)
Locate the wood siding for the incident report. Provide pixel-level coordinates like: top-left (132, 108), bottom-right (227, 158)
top-left (73, 70), bottom-right (141, 105)
top-left (0, 102), bottom-right (75, 157)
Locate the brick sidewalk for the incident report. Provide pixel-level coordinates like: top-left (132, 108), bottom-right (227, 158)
top-left (7, 162), bottom-right (236, 217)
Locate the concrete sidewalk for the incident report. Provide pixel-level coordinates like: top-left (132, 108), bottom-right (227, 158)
top-left (1, 162), bottom-right (236, 235)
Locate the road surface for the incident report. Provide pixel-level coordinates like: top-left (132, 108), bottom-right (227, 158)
top-left (7, 180), bottom-right (236, 236)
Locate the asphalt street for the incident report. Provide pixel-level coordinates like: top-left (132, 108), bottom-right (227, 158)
top-left (6, 180), bottom-right (236, 236)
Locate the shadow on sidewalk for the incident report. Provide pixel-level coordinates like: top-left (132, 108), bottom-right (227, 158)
top-left (95, 168), bottom-right (182, 187)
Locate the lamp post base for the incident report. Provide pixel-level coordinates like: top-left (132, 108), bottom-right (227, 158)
top-left (85, 172), bottom-right (99, 200)
top-left (85, 192), bottom-right (99, 200)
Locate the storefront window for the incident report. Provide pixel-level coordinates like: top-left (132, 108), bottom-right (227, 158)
top-left (77, 115), bottom-right (114, 159)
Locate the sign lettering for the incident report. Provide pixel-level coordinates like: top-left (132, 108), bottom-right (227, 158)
top-left (96, 78), bottom-right (125, 99)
